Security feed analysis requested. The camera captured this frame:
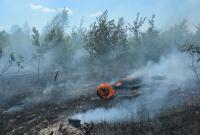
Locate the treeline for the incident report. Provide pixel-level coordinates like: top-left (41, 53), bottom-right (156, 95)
top-left (0, 9), bottom-right (200, 79)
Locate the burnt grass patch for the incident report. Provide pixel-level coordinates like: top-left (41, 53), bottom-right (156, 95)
top-left (1, 98), bottom-right (200, 135)
top-left (0, 74), bottom-right (200, 135)
top-left (90, 104), bottom-right (200, 135)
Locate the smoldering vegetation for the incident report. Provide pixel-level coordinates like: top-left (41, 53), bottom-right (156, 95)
top-left (0, 9), bottom-right (200, 134)
top-left (88, 105), bottom-right (200, 135)
top-left (72, 51), bottom-right (200, 123)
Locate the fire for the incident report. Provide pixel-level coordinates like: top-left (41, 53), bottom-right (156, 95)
top-left (113, 81), bottom-right (122, 87)
top-left (96, 83), bottom-right (117, 99)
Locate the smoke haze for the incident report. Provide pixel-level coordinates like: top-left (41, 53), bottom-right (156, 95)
top-left (72, 51), bottom-right (199, 123)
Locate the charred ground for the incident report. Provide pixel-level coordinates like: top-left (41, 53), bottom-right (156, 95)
top-left (0, 73), bottom-right (200, 135)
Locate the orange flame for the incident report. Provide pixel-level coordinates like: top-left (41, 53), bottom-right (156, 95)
top-left (96, 83), bottom-right (117, 99)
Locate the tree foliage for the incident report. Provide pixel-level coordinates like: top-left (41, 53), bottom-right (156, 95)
top-left (32, 27), bottom-right (44, 80)
top-left (0, 30), bottom-right (9, 57)
top-left (70, 19), bottom-right (86, 49)
top-left (2, 9), bottom-right (200, 78)
top-left (183, 43), bottom-right (200, 81)
top-left (84, 10), bottom-right (127, 58)
top-left (0, 52), bottom-right (24, 75)
top-left (128, 13), bottom-right (146, 42)
top-left (44, 8), bottom-right (69, 48)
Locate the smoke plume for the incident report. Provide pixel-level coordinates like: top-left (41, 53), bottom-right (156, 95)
top-left (71, 51), bottom-right (199, 123)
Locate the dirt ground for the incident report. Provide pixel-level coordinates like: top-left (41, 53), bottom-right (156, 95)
top-left (0, 73), bottom-right (200, 135)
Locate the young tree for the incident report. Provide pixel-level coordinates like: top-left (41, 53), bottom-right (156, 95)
top-left (42, 8), bottom-right (71, 66)
top-left (0, 30), bottom-right (9, 55)
top-left (0, 30), bottom-right (24, 75)
top-left (44, 8), bottom-right (69, 48)
top-left (147, 14), bottom-right (156, 34)
top-left (162, 19), bottom-right (190, 47)
top-left (61, 7), bottom-right (69, 31)
top-left (0, 52), bottom-right (24, 75)
top-left (183, 43), bottom-right (200, 82)
top-left (84, 10), bottom-right (127, 58)
top-left (140, 14), bottom-right (160, 62)
top-left (32, 27), bottom-right (43, 80)
top-left (128, 13), bottom-right (146, 42)
top-left (193, 24), bottom-right (200, 43)
top-left (70, 18), bottom-right (86, 49)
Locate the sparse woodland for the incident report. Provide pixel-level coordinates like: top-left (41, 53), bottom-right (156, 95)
top-left (0, 9), bottom-right (200, 135)
top-left (0, 10), bottom-right (200, 80)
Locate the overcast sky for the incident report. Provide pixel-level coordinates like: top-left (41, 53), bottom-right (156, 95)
top-left (0, 0), bottom-right (200, 32)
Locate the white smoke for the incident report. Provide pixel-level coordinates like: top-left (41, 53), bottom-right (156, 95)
top-left (71, 51), bottom-right (198, 123)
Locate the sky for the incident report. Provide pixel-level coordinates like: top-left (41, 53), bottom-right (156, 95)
top-left (0, 0), bottom-right (200, 32)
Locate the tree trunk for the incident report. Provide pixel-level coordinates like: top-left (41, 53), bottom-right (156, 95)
top-left (191, 55), bottom-right (200, 82)
top-left (37, 56), bottom-right (40, 81)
